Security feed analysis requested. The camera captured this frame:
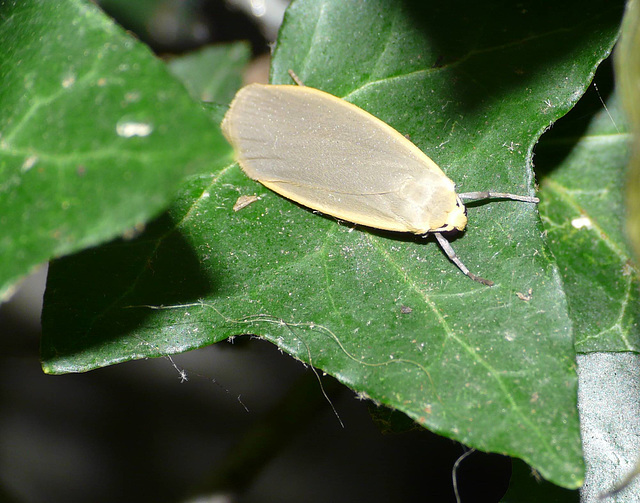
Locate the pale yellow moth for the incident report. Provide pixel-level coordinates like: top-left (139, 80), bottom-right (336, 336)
top-left (221, 72), bottom-right (538, 286)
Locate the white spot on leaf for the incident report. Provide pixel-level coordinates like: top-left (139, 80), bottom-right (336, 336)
top-left (571, 216), bottom-right (592, 230)
top-left (116, 121), bottom-right (153, 138)
top-left (21, 155), bottom-right (38, 172)
top-left (62, 74), bottom-right (76, 88)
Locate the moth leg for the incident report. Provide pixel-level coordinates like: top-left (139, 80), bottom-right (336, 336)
top-left (287, 69), bottom-right (305, 87)
top-left (434, 232), bottom-right (494, 286)
top-left (458, 191), bottom-right (539, 204)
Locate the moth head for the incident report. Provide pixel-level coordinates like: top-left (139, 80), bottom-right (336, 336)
top-left (431, 195), bottom-right (467, 233)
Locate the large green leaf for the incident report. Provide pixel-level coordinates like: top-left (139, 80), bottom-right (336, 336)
top-left (41, 0), bottom-right (625, 488)
top-left (537, 91), bottom-right (638, 352)
top-left (0, 0), bottom-right (230, 300)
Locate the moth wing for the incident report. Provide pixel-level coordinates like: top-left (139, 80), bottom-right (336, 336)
top-left (222, 84), bottom-right (460, 234)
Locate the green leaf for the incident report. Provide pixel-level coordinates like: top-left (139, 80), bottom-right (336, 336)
top-left (41, 0), bottom-right (625, 488)
top-left (537, 90), bottom-right (639, 352)
top-left (0, 0), bottom-right (230, 300)
top-left (167, 42), bottom-right (251, 105)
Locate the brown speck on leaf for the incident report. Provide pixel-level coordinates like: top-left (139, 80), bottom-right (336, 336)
top-left (233, 194), bottom-right (260, 212)
top-left (400, 305), bottom-right (413, 314)
top-left (516, 288), bottom-right (533, 301)
top-left (123, 222), bottom-right (146, 240)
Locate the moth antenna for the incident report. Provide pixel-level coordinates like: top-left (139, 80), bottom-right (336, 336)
top-left (458, 191), bottom-right (539, 204)
top-left (434, 232), bottom-right (494, 286)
